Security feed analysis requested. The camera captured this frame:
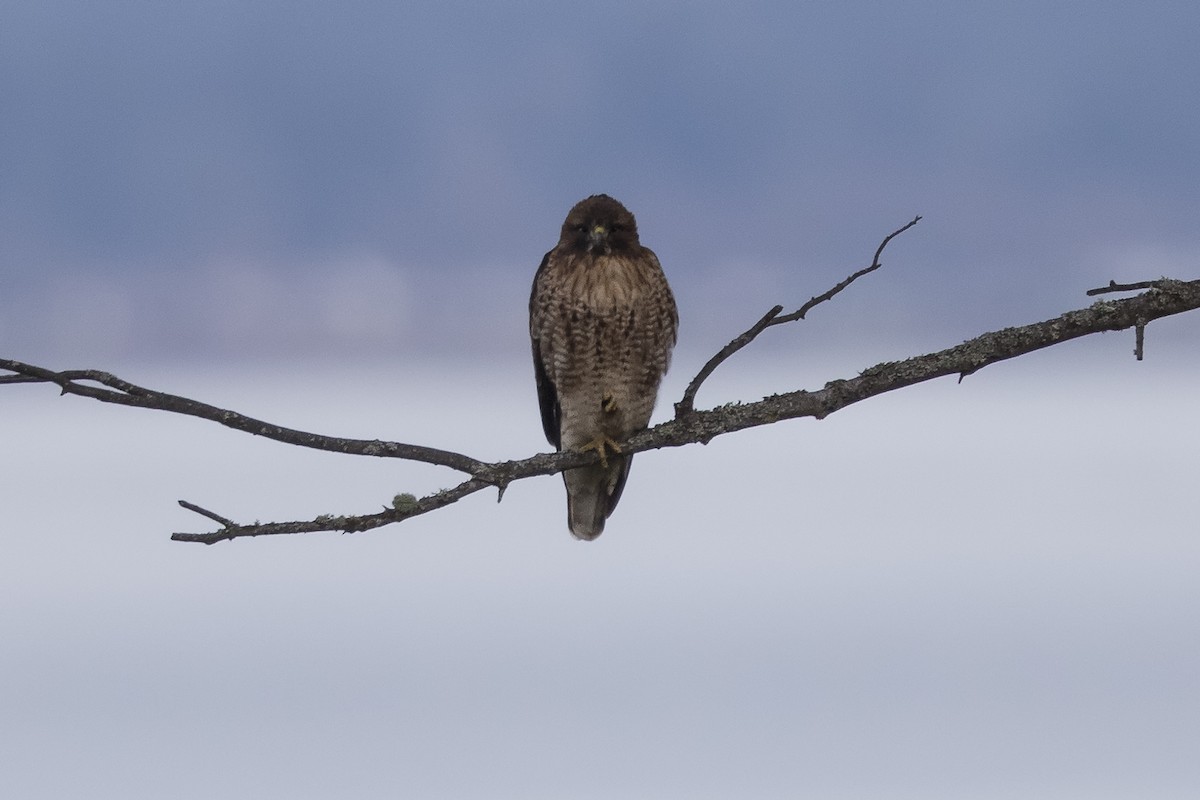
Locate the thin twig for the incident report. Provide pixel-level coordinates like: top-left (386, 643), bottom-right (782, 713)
top-left (776, 214), bottom-right (923, 325)
top-left (177, 500), bottom-right (237, 528)
top-left (1086, 279), bottom-right (1163, 296)
top-left (674, 215), bottom-right (921, 415)
top-left (672, 304), bottom-right (783, 418)
top-left (173, 478), bottom-right (489, 544)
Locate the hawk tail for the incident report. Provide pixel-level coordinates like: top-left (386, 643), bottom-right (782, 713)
top-left (564, 455), bottom-right (632, 541)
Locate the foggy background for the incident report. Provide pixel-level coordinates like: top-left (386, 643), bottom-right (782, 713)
top-left (2, 2), bottom-right (1198, 798)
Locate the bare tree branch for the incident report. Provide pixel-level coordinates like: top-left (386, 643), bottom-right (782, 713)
top-left (675, 215), bottom-right (921, 416)
top-left (180, 275), bottom-right (1200, 544)
top-left (171, 480), bottom-right (489, 544)
top-left (168, 276), bottom-right (1200, 542)
top-left (4, 241), bottom-right (1197, 545)
top-left (0, 360), bottom-right (489, 474)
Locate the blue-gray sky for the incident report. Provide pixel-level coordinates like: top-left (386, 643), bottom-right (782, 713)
top-left (4, 1), bottom-right (1199, 361)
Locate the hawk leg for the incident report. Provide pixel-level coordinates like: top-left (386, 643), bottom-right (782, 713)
top-left (578, 435), bottom-right (622, 469)
top-left (601, 392), bottom-right (619, 413)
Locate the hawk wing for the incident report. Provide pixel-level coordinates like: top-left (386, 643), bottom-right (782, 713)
top-left (529, 251), bottom-right (561, 448)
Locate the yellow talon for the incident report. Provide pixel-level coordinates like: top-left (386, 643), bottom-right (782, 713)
top-left (601, 393), bottom-right (619, 413)
top-left (579, 435), bottom-right (622, 469)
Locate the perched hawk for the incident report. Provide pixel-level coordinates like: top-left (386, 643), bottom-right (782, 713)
top-left (529, 194), bottom-right (678, 540)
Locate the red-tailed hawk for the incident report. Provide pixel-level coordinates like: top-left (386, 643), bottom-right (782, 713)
top-left (529, 195), bottom-right (679, 539)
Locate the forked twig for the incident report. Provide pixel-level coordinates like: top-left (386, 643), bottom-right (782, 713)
top-left (674, 215), bottom-right (921, 416)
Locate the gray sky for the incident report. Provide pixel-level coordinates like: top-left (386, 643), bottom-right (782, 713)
top-left (3, 1), bottom-right (1199, 361)
top-left (2, 4), bottom-right (1198, 797)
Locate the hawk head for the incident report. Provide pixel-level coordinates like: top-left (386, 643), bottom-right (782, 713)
top-left (559, 194), bottom-right (640, 256)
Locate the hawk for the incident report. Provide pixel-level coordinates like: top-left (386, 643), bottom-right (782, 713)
top-left (529, 194), bottom-right (679, 540)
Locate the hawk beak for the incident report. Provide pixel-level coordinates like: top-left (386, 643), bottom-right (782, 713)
top-left (588, 224), bottom-right (608, 248)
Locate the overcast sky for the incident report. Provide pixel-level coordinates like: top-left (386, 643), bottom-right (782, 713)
top-left (3, 1), bottom-right (1199, 362)
top-left (2, 4), bottom-right (1198, 798)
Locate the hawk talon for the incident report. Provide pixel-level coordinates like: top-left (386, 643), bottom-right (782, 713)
top-left (601, 393), bottom-right (619, 413)
top-left (578, 435), bottom-right (622, 469)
